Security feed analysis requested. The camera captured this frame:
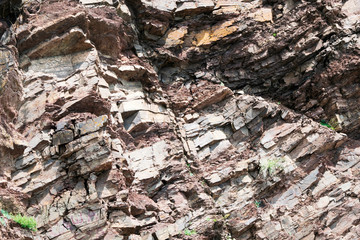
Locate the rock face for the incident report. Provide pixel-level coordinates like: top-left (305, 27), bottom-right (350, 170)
top-left (0, 0), bottom-right (360, 239)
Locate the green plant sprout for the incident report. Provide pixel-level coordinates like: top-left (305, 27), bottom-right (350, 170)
top-left (206, 217), bottom-right (217, 222)
top-left (206, 214), bottom-right (231, 223)
top-left (11, 214), bottom-right (37, 232)
top-left (320, 120), bottom-right (335, 130)
top-left (1, 209), bottom-right (11, 219)
top-left (0, 217), bottom-right (6, 226)
top-left (273, 33), bottom-right (277, 37)
top-left (186, 163), bottom-right (194, 176)
top-left (184, 228), bottom-right (197, 236)
top-left (1, 209), bottom-right (37, 231)
top-left (260, 158), bottom-right (285, 177)
top-left (226, 233), bottom-right (235, 240)
top-left (255, 200), bottom-right (261, 208)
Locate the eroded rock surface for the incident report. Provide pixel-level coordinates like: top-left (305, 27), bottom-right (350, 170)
top-left (0, 0), bottom-right (359, 239)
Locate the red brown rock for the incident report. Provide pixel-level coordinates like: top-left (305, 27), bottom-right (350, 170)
top-left (0, 0), bottom-right (360, 239)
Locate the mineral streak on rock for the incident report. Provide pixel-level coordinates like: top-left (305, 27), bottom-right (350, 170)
top-left (0, 0), bottom-right (359, 239)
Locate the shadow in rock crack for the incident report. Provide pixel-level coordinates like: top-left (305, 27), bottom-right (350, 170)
top-left (0, 0), bottom-right (21, 24)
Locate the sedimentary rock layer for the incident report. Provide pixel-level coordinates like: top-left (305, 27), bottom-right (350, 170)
top-left (0, 0), bottom-right (359, 239)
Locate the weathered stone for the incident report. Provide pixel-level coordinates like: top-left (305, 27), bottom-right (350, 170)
top-left (104, 228), bottom-right (125, 240)
top-left (228, 217), bottom-right (257, 238)
top-left (46, 218), bottom-right (74, 239)
top-left (96, 169), bottom-right (123, 199)
top-left (164, 27), bottom-right (188, 48)
top-left (244, 105), bottom-right (266, 123)
top-left (280, 132), bottom-right (305, 153)
top-left (23, 161), bottom-right (65, 193)
top-left (184, 113), bottom-right (199, 123)
top-left (294, 225), bottom-right (314, 240)
top-left (67, 181), bottom-right (87, 209)
top-left (110, 102), bottom-right (119, 113)
top-left (26, 27), bottom-right (93, 59)
top-left (3, 1), bottom-right (360, 240)
top-left (99, 86), bottom-right (111, 99)
top-left (62, 132), bottom-right (99, 157)
top-left (25, 80), bottom-right (44, 99)
top-left (112, 215), bottom-right (141, 234)
top-left (15, 153), bottom-right (39, 170)
top-left (251, 8), bottom-right (273, 22)
top-left (123, 141), bottom-right (170, 185)
top-left (25, 132), bottom-right (51, 154)
top-left (289, 133), bottom-right (323, 160)
top-left (271, 185), bottom-right (301, 209)
top-left (68, 140), bottom-right (112, 175)
top-left (297, 167), bottom-right (319, 191)
top-left (232, 115), bottom-right (245, 131)
top-left (183, 122), bottom-right (201, 137)
top-left (80, 0), bottom-right (115, 5)
top-left (52, 130), bottom-right (74, 146)
top-left (312, 171), bottom-right (338, 196)
top-left (342, 0), bottom-right (360, 16)
top-left (316, 196), bottom-right (330, 209)
top-left (260, 123), bottom-right (297, 149)
top-left (194, 87), bottom-right (232, 109)
top-left (113, 65), bottom-right (147, 80)
top-left (260, 221), bottom-right (281, 240)
top-left (119, 100), bottom-right (165, 115)
top-left (17, 92), bottom-right (47, 127)
top-left (193, 130), bottom-right (227, 149)
top-left (175, 0), bottom-right (215, 16)
top-left (140, 0), bottom-right (177, 12)
top-left (198, 114), bottom-right (225, 127)
top-left (204, 167), bottom-right (232, 186)
top-left (124, 111), bottom-right (170, 133)
top-left (336, 146), bottom-right (360, 171)
top-left (75, 115), bottom-right (108, 136)
top-left (194, 20), bottom-right (238, 47)
top-left (154, 227), bottom-right (170, 240)
top-left (67, 206), bottom-right (106, 233)
top-left (27, 50), bottom-right (97, 79)
top-left (128, 192), bottom-right (159, 216)
top-left (117, 3), bottom-right (132, 21)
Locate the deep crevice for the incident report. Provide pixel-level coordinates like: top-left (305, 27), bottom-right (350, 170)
top-left (0, 0), bottom-right (22, 24)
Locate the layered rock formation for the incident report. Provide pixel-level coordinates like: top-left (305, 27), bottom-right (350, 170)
top-left (0, 0), bottom-right (360, 239)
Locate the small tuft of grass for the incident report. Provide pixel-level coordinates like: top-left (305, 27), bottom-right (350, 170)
top-left (0, 217), bottom-right (6, 226)
top-left (1, 209), bottom-right (37, 231)
top-left (320, 120), bottom-right (335, 130)
top-left (226, 233), bottom-right (235, 240)
top-left (1, 209), bottom-right (11, 219)
top-left (186, 163), bottom-right (194, 176)
top-left (260, 158), bottom-right (285, 177)
top-left (11, 214), bottom-right (37, 232)
top-left (254, 200), bottom-right (262, 208)
top-left (206, 214), bottom-right (231, 223)
top-left (184, 228), bottom-right (197, 236)
top-left (223, 213), bottom-right (230, 219)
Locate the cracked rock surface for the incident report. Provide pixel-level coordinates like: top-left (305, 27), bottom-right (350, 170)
top-left (0, 0), bottom-right (360, 239)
